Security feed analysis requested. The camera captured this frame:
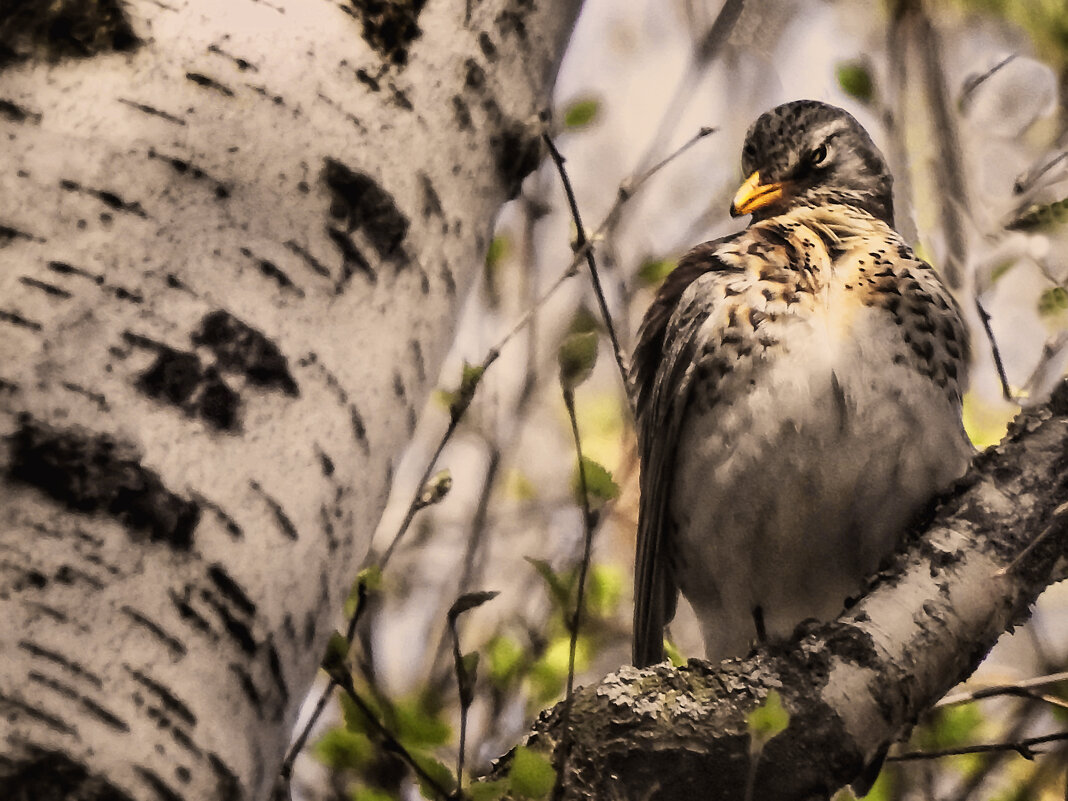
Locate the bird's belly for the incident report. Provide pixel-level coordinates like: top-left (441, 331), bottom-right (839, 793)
top-left (671, 319), bottom-right (971, 661)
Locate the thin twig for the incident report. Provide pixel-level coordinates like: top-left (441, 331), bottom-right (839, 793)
top-left (975, 296), bottom-right (1013, 402)
top-left (542, 132), bottom-right (634, 417)
top-left (938, 670), bottom-right (1068, 709)
top-left (996, 501), bottom-right (1068, 576)
top-left (887, 731), bottom-right (1068, 762)
top-left (334, 672), bottom-right (456, 800)
top-left (551, 386), bottom-right (598, 801)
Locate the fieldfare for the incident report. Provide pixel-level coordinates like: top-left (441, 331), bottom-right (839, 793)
top-left (632, 100), bottom-right (973, 667)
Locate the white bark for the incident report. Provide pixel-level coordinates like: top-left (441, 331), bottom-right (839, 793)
top-left (0, 1), bottom-right (582, 799)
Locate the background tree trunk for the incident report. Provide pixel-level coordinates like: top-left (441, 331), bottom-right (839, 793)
top-left (0, 1), bottom-right (583, 799)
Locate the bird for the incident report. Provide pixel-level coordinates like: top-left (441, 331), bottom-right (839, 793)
top-left (631, 99), bottom-right (974, 668)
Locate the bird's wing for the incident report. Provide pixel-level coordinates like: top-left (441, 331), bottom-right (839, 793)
top-left (631, 236), bottom-right (745, 667)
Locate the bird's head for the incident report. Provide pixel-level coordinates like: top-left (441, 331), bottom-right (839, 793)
top-left (730, 100), bottom-right (894, 226)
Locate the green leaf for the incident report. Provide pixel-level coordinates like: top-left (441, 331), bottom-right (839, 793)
top-left (508, 745), bottom-right (557, 798)
top-left (747, 690), bottom-right (790, 749)
top-left (314, 727), bottom-right (373, 770)
top-left (409, 751), bottom-right (457, 800)
top-left (340, 690), bottom-right (377, 734)
top-left (663, 638), bottom-right (685, 668)
top-left (562, 97), bottom-right (601, 129)
top-left (572, 456), bottom-right (619, 508)
top-left (836, 61), bottom-right (874, 103)
top-left (1038, 286), bottom-right (1068, 317)
top-left (485, 234), bottom-right (510, 270)
top-left (486, 634), bottom-right (525, 687)
top-left (525, 557), bottom-right (573, 610)
top-left (637, 258), bottom-right (677, 287)
top-left (393, 695), bottom-right (452, 748)
top-left (468, 778), bottom-right (510, 801)
top-left (352, 787), bottom-right (397, 801)
top-left (529, 635), bottom-right (590, 704)
top-left (448, 590), bottom-right (500, 621)
top-left (587, 564), bottom-right (624, 618)
top-left (558, 331), bottom-right (599, 389)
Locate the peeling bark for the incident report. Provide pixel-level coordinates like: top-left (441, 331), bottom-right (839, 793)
top-left (0, 1), bottom-right (583, 799)
top-left (503, 381), bottom-right (1068, 801)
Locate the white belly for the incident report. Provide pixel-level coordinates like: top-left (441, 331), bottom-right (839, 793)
top-left (671, 309), bottom-right (972, 661)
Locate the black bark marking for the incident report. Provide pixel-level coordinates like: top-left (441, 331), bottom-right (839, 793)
top-left (0, 308), bottom-right (43, 330)
top-left (208, 753), bottom-right (243, 801)
top-left (409, 338), bottom-right (425, 381)
top-left (118, 97), bottom-right (186, 125)
top-left (19, 640), bottom-right (103, 687)
top-left (19, 276), bottom-right (70, 297)
top-left (147, 148), bottom-right (231, 199)
top-left (0, 0), bottom-right (141, 71)
top-left (0, 376), bottom-right (19, 393)
top-left (346, 0), bottom-right (427, 66)
top-left (24, 600), bottom-right (69, 621)
top-left (106, 283), bottom-right (143, 303)
top-left (477, 32), bottom-right (498, 61)
top-left (355, 67), bottom-right (380, 91)
top-left (7, 416), bottom-right (201, 549)
top-left (59, 179), bottom-right (147, 217)
top-left (193, 494), bottom-right (243, 540)
top-left (0, 222), bottom-right (43, 245)
top-left (319, 503), bottom-right (339, 551)
top-left (0, 692), bottom-right (77, 735)
top-left (249, 480), bottom-right (299, 540)
top-left (124, 666), bottom-right (196, 730)
top-left (265, 638), bottom-right (289, 708)
top-left (207, 564), bottom-right (256, 616)
top-left (316, 446), bottom-right (335, 476)
top-left (133, 342), bottom-right (240, 433)
top-left (121, 606), bottom-right (188, 658)
top-left (418, 173), bottom-right (447, 235)
top-left (389, 83), bottom-right (413, 110)
top-left (321, 157), bottom-right (409, 263)
top-left (326, 226), bottom-right (376, 290)
top-left (169, 589), bottom-right (216, 638)
top-left (207, 43), bottom-right (257, 71)
top-left (238, 247), bottom-right (303, 296)
top-left (200, 589), bottom-right (256, 654)
top-left (349, 403), bottom-right (369, 453)
top-left (464, 57), bottom-right (485, 90)
top-left (491, 117), bottom-right (542, 200)
top-left (54, 563), bottom-right (103, 589)
top-left (229, 662), bottom-right (263, 718)
top-left (46, 259), bottom-right (104, 283)
top-left (441, 262), bottom-right (456, 295)
top-left (192, 310), bottom-right (300, 397)
top-left (135, 766), bottom-right (184, 801)
top-left (0, 751), bottom-right (142, 800)
top-left (284, 239), bottom-right (331, 278)
top-left (28, 671), bottom-right (129, 732)
top-left (0, 97), bottom-right (41, 123)
top-left (452, 95), bottom-right (473, 130)
top-left (61, 381), bottom-right (109, 411)
top-left (494, 0), bottom-right (533, 41)
top-left (185, 71), bottom-right (234, 97)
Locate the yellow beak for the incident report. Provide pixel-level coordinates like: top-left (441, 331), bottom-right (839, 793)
top-left (730, 171), bottom-right (784, 217)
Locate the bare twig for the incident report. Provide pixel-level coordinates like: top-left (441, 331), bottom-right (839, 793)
top-left (938, 671), bottom-right (1068, 709)
top-left (447, 591), bottom-right (499, 789)
top-left (542, 132), bottom-right (634, 416)
top-left (888, 731), bottom-right (1068, 762)
top-left (996, 501), bottom-right (1068, 577)
top-left (551, 385), bottom-right (598, 801)
top-left (975, 296), bottom-right (1013, 402)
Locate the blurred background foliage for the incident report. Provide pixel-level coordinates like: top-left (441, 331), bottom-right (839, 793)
top-left (287, 0), bottom-right (1068, 799)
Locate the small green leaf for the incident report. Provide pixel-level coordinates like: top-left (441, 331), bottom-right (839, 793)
top-left (747, 690), bottom-right (790, 748)
top-left (529, 635), bottom-right (590, 704)
top-left (637, 257), bottom-right (677, 287)
top-left (393, 695), bottom-right (452, 748)
top-left (468, 778), bottom-right (510, 801)
top-left (587, 564), bottom-right (624, 618)
top-left (352, 786), bottom-right (397, 801)
top-left (340, 690), bottom-right (376, 735)
top-left (836, 61), bottom-right (874, 103)
top-left (485, 234), bottom-right (510, 270)
top-left (558, 331), bottom-right (599, 389)
top-left (439, 361), bottom-right (486, 423)
top-left (314, 727), bottom-right (373, 770)
top-left (448, 590), bottom-right (500, 621)
top-left (1038, 286), bottom-right (1068, 317)
top-left (508, 745), bottom-right (557, 799)
top-left (572, 456), bottom-right (619, 508)
top-left (562, 97), bottom-right (601, 129)
top-left (358, 565), bottom-right (383, 593)
top-left (525, 557), bottom-right (573, 610)
top-left (663, 638), bottom-right (685, 668)
top-left (409, 751), bottom-right (457, 800)
top-left (486, 634), bottom-right (525, 687)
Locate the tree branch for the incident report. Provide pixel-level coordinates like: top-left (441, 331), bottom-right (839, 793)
top-left (488, 379), bottom-right (1068, 800)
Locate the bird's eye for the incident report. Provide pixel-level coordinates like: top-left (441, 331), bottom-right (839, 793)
top-left (809, 143), bottom-right (830, 167)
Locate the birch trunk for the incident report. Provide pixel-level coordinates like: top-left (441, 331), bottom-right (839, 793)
top-left (0, 1), bottom-right (582, 799)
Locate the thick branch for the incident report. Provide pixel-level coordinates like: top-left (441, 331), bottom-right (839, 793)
top-left (504, 380), bottom-right (1068, 800)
